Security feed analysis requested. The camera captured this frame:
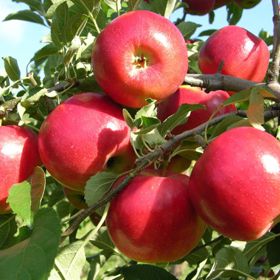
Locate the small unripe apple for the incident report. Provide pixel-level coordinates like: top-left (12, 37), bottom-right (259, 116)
top-left (158, 86), bottom-right (236, 134)
top-left (234, 0), bottom-right (261, 9)
top-left (39, 93), bottom-right (134, 191)
top-left (92, 10), bottom-right (188, 108)
top-left (183, 0), bottom-right (215, 15)
top-left (0, 125), bottom-right (40, 213)
top-left (189, 127), bottom-right (280, 241)
top-left (199, 25), bottom-right (269, 83)
top-left (106, 171), bottom-right (206, 263)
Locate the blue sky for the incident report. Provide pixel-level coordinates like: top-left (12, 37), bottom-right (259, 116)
top-left (0, 1), bottom-right (273, 76)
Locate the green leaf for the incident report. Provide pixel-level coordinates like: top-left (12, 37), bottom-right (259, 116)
top-left (135, 99), bottom-right (157, 120)
top-left (0, 208), bottom-right (61, 280)
top-left (4, 10), bottom-right (45, 25)
top-left (164, 0), bottom-right (177, 18)
top-left (177, 21), bottom-right (201, 40)
top-left (28, 166), bottom-right (46, 213)
top-left (7, 181), bottom-right (32, 225)
top-left (32, 44), bottom-right (59, 63)
top-left (0, 215), bottom-right (17, 249)
top-left (207, 246), bottom-right (251, 280)
top-left (267, 233), bottom-right (280, 267)
top-left (85, 171), bottom-right (118, 206)
top-left (226, 2), bottom-right (243, 25)
top-left (158, 104), bottom-right (203, 137)
top-left (52, 241), bottom-right (86, 280)
top-left (210, 115), bottom-right (243, 139)
top-left (122, 264), bottom-right (177, 280)
top-left (3, 56), bottom-right (21, 81)
top-left (223, 88), bottom-right (251, 106)
top-left (247, 88), bottom-right (264, 129)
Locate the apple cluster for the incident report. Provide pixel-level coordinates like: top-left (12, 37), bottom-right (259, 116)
top-left (183, 0), bottom-right (262, 15)
top-left (0, 7), bottom-right (278, 265)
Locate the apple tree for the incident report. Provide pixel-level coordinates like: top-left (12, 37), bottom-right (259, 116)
top-left (0, 0), bottom-right (280, 279)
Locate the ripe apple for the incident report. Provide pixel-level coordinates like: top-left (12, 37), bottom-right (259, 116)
top-left (198, 25), bottom-right (269, 83)
top-left (189, 127), bottom-right (280, 241)
top-left (0, 125), bottom-right (40, 213)
top-left (183, 0), bottom-right (215, 15)
top-left (38, 92), bottom-right (134, 192)
top-left (106, 171), bottom-right (206, 263)
top-left (157, 86), bottom-right (236, 134)
top-left (214, 0), bottom-right (231, 8)
top-left (92, 10), bottom-right (188, 108)
top-left (234, 0), bottom-right (261, 9)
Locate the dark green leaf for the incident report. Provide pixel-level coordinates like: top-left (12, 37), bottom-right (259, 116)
top-left (199, 29), bottom-right (217, 37)
top-left (32, 44), bottom-right (59, 63)
top-left (267, 234), bottom-right (280, 266)
top-left (177, 21), bottom-right (201, 40)
top-left (0, 215), bottom-right (17, 249)
top-left (226, 2), bottom-right (243, 25)
top-left (4, 10), bottom-right (45, 25)
top-left (122, 264), bottom-right (177, 280)
top-left (7, 181), bottom-right (32, 225)
top-left (208, 10), bottom-right (215, 24)
top-left (158, 104), bottom-right (203, 137)
top-left (3, 56), bottom-right (21, 81)
top-left (85, 171), bottom-right (117, 206)
top-left (0, 208), bottom-right (61, 280)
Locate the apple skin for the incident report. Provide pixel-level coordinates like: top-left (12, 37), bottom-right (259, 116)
top-left (38, 92), bottom-right (134, 192)
top-left (158, 86), bottom-right (236, 134)
top-left (189, 127), bottom-right (280, 241)
top-left (106, 171), bottom-right (206, 263)
top-left (0, 125), bottom-right (40, 213)
top-left (198, 25), bottom-right (269, 83)
top-left (92, 10), bottom-right (188, 108)
top-left (183, 0), bottom-right (215, 15)
top-left (234, 0), bottom-right (261, 9)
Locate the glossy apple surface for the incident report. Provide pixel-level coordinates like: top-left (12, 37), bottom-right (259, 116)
top-left (158, 86), bottom-right (236, 134)
top-left (39, 93), bottom-right (134, 191)
top-left (183, 0), bottom-right (215, 15)
top-left (92, 10), bottom-right (188, 108)
top-left (234, 0), bottom-right (261, 9)
top-left (0, 125), bottom-right (40, 213)
top-left (189, 127), bottom-right (280, 241)
top-left (106, 172), bottom-right (205, 263)
top-left (199, 25), bottom-right (269, 82)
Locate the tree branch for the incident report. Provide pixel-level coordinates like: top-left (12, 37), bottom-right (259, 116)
top-left (62, 108), bottom-right (280, 237)
top-left (270, 0), bottom-right (280, 83)
top-left (184, 73), bottom-right (280, 99)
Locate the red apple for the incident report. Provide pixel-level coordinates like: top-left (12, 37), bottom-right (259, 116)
top-left (158, 86), bottom-right (236, 134)
top-left (198, 25), bottom-right (269, 83)
top-left (189, 127), bottom-right (280, 241)
top-left (106, 171), bottom-right (206, 263)
top-left (0, 125), bottom-right (40, 213)
top-left (234, 0), bottom-right (261, 9)
top-left (214, 0), bottom-right (231, 8)
top-left (92, 10), bottom-right (188, 108)
top-left (183, 0), bottom-right (215, 15)
top-left (38, 92), bottom-right (134, 192)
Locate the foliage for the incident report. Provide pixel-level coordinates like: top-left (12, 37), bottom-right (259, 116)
top-left (0, 0), bottom-right (279, 279)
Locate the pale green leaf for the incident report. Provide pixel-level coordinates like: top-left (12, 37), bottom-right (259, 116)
top-left (85, 171), bottom-right (117, 206)
top-left (3, 56), bottom-right (21, 81)
top-left (7, 181), bottom-right (32, 225)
